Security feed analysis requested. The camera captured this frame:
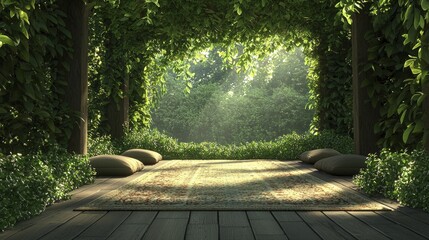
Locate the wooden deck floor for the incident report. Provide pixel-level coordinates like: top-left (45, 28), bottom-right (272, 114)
top-left (1, 161), bottom-right (429, 240)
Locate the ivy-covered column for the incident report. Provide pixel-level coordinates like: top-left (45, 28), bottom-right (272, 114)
top-left (422, 23), bottom-right (429, 152)
top-left (352, 7), bottom-right (379, 155)
top-left (59, 0), bottom-right (89, 154)
top-left (424, 83), bottom-right (429, 151)
top-left (107, 70), bottom-right (130, 139)
top-left (103, 30), bottom-right (130, 139)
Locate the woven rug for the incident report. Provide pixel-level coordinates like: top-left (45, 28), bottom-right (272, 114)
top-left (76, 160), bottom-right (390, 211)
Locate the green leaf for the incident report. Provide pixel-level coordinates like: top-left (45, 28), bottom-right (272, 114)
top-left (20, 24), bottom-right (29, 39)
top-left (403, 124), bottom-right (414, 143)
top-left (417, 94), bottom-right (426, 106)
top-left (400, 109), bottom-right (408, 124)
top-left (38, 111), bottom-right (50, 118)
top-left (414, 8), bottom-right (421, 29)
top-left (422, 0), bottom-right (429, 11)
top-left (19, 10), bottom-right (29, 24)
top-left (0, 34), bottom-right (14, 46)
top-left (404, 5), bottom-right (414, 26)
top-left (25, 84), bottom-right (36, 100)
top-left (413, 120), bottom-right (424, 133)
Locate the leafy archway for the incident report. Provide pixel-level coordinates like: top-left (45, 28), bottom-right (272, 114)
top-left (88, 0), bottom-right (352, 137)
top-left (1, 0), bottom-right (429, 154)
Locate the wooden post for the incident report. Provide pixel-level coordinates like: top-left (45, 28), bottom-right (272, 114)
top-left (423, 83), bottom-right (429, 151)
top-left (352, 7), bottom-right (379, 155)
top-left (60, 0), bottom-right (89, 154)
top-left (103, 30), bottom-right (130, 139)
top-left (108, 72), bottom-right (130, 139)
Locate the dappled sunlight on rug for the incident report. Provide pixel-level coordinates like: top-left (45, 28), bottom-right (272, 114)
top-left (76, 160), bottom-right (390, 211)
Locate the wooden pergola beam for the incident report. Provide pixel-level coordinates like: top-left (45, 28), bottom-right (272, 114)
top-left (60, 0), bottom-right (89, 155)
top-left (352, 7), bottom-right (379, 155)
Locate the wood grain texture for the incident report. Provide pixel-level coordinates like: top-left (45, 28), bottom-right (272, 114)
top-left (324, 211), bottom-right (389, 240)
top-left (349, 211), bottom-right (427, 240)
top-left (298, 212), bottom-right (355, 240)
top-left (3, 163), bottom-right (429, 240)
top-left (79, 211), bottom-right (131, 238)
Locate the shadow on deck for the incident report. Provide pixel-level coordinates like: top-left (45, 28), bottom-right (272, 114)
top-left (1, 161), bottom-right (429, 240)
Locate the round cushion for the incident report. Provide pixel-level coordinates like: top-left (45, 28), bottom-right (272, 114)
top-left (121, 149), bottom-right (162, 165)
top-left (299, 148), bottom-right (341, 164)
top-left (89, 155), bottom-right (144, 176)
top-left (314, 154), bottom-right (367, 176)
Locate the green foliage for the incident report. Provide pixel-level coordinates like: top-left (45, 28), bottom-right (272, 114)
top-left (354, 149), bottom-right (411, 198)
top-left (117, 128), bottom-right (353, 160)
top-left (354, 149), bottom-right (429, 212)
top-left (0, 0), bottom-right (74, 154)
top-left (338, 0), bottom-right (429, 149)
top-left (88, 134), bottom-right (119, 157)
top-left (87, 0), bottom-right (353, 137)
top-left (152, 48), bottom-right (314, 144)
top-left (0, 147), bottom-right (95, 231)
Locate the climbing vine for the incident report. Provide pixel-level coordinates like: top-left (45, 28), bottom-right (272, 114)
top-left (4, 0), bottom-right (427, 152)
top-left (0, 0), bottom-right (73, 154)
top-left (87, 0), bottom-right (353, 136)
top-left (339, 0), bottom-right (429, 149)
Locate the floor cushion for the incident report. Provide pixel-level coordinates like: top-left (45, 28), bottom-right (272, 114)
top-left (314, 154), bottom-right (367, 176)
top-left (121, 149), bottom-right (162, 165)
top-left (299, 148), bottom-right (341, 164)
top-left (89, 155), bottom-right (144, 176)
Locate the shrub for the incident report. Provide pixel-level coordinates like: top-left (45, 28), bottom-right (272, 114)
top-left (354, 149), bottom-right (429, 212)
top-left (354, 149), bottom-right (411, 199)
top-left (0, 147), bottom-right (95, 231)
top-left (395, 150), bottom-right (429, 211)
top-left (115, 128), bottom-right (353, 160)
top-left (88, 134), bottom-right (119, 157)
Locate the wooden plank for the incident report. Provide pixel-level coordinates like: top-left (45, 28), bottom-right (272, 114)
top-left (247, 211), bottom-right (285, 236)
top-left (377, 211), bottom-right (429, 238)
top-left (349, 211), bottom-right (426, 240)
top-left (273, 212), bottom-right (321, 240)
top-left (254, 235), bottom-right (287, 240)
top-left (78, 211), bottom-right (131, 238)
top-left (186, 224), bottom-right (218, 240)
top-left (107, 212), bottom-right (157, 240)
top-left (2, 171), bottom-right (154, 239)
top-left (369, 197), bottom-right (429, 225)
top-left (324, 211), bottom-right (389, 240)
top-left (186, 211), bottom-right (218, 240)
top-left (220, 227), bottom-right (255, 240)
top-left (39, 211), bottom-right (106, 240)
top-left (298, 212), bottom-right (355, 240)
top-left (219, 211), bottom-right (254, 240)
top-left (0, 178), bottom-right (110, 239)
top-left (272, 212), bottom-right (302, 222)
top-left (123, 211), bottom-right (158, 224)
top-left (105, 213), bottom-right (154, 239)
top-left (189, 211), bottom-right (217, 224)
top-left (157, 211), bottom-right (190, 219)
top-left (219, 211), bottom-right (250, 227)
top-left (4, 188), bottom-right (111, 240)
top-left (142, 218), bottom-right (189, 240)
top-left (6, 223), bottom-right (67, 240)
top-left (277, 222), bottom-right (321, 240)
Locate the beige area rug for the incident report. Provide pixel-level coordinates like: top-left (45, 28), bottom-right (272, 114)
top-left (76, 160), bottom-right (391, 211)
